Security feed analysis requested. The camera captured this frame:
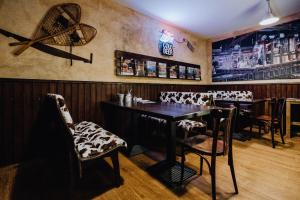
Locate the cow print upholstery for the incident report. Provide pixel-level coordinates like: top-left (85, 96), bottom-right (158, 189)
top-left (48, 93), bottom-right (127, 159)
top-left (74, 121), bottom-right (127, 159)
top-left (208, 90), bottom-right (253, 101)
top-left (177, 119), bottom-right (207, 133)
top-left (160, 92), bottom-right (212, 106)
top-left (142, 91), bottom-right (212, 133)
top-left (141, 114), bottom-right (207, 135)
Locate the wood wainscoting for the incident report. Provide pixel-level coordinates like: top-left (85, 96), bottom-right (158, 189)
top-left (0, 78), bottom-right (300, 166)
top-left (208, 84), bottom-right (300, 99)
top-left (0, 78), bottom-right (207, 166)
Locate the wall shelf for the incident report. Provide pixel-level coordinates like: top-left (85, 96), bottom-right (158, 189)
top-left (115, 50), bottom-right (201, 81)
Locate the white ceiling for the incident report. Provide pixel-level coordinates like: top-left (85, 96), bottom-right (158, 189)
top-left (114, 0), bottom-right (300, 38)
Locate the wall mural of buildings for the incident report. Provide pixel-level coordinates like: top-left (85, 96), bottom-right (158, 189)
top-left (212, 19), bottom-right (300, 82)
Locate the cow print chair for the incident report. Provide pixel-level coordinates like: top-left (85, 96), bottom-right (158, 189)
top-left (47, 93), bottom-right (127, 187)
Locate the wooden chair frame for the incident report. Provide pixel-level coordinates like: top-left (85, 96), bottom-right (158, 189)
top-left (179, 107), bottom-right (238, 200)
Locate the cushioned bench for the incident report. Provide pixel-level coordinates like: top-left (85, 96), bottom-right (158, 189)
top-left (160, 91), bottom-right (213, 105)
top-left (208, 90), bottom-right (253, 101)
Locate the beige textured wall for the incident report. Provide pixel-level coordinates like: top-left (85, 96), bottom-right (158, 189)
top-left (0, 0), bottom-right (211, 84)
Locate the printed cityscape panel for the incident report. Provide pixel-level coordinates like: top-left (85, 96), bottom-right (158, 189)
top-left (212, 19), bottom-right (300, 82)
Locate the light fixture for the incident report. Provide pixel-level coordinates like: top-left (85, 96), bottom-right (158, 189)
top-left (160, 29), bottom-right (174, 43)
top-left (259, 0), bottom-right (279, 26)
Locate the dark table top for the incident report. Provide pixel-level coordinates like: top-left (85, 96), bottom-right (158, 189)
top-left (102, 101), bottom-right (212, 121)
top-left (214, 99), bottom-right (266, 104)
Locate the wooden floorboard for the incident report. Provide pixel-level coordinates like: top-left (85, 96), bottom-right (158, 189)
top-left (72, 133), bottom-right (300, 200)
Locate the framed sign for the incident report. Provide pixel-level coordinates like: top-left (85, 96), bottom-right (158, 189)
top-left (159, 30), bottom-right (174, 56)
top-left (159, 42), bottom-right (173, 56)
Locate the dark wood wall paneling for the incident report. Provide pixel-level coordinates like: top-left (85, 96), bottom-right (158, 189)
top-left (0, 78), bottom-right (300, 166)
top-left (0, 78), bottom-right (207, 166)
top-left (207, 84), bottom-right (300, 99)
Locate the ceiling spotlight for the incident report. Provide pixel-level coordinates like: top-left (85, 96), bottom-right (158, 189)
top-left (259, 0), bottom-right (279, 26)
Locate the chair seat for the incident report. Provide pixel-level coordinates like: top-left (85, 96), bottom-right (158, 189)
top-left (183, 135), bottom-right (225, 155)
top-left (256, 115), bottom-right (272, 121)
top-left (177, 119), bottom-right (206, 132)
top-left (256, 115), bottom-right (279, 123)
top-left (141, 115), bottom-right (206, 133)
top-left (73, 121), bottom-right (127, 159)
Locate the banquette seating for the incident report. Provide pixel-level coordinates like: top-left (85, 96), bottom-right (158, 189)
top-left (142, 91), bottom-right (254, 139)
top-left (47, 93), bottom-right (127, 186)
top-left (207, 90), bottom-right (253, 101)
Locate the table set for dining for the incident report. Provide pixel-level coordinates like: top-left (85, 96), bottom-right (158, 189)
top-left (101, 90), bottom-right (267, 199)
top-left (103, 101), bottom-right (212, 163)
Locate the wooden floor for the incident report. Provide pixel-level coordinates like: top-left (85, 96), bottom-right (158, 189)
top-left (73, 132), bottom-right (300, 200)
top-left (1, 131), bottom-right (300, 200)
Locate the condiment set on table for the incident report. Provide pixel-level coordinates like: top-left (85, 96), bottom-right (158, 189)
top-left (117, 89), bottom-right (152, 106)
top-left (117, 89), bottom-right (134, 106)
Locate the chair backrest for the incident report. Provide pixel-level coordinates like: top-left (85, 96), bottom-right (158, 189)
top-left (47, 93), bottom-right (76, 142)
top-left (270, 98), bottom-right (277, 124)
top-left (210, 106), bottom-right (237, 156)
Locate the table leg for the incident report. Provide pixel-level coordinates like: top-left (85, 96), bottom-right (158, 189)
top-left (148, 120), bottom-right (197, 188)
top-left (166, 120), bottom-right (176, 163)
top-left (127, 112), bottom-right (146, 156)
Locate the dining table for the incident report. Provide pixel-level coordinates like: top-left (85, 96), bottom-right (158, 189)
top-left (102, 101), bottom-right (212, 187)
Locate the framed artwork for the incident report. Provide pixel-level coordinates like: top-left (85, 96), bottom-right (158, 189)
top-left (146, 61), bottom-right (157, 77)
top-left (120, 57), bottom-right (134, 76)
top-left (158, 62), bottom-right (167, 78)
top-left (187, 67), bottom-right (194, 79)
top-left (169, 65), bottom-right (178, 78)
top-left (135, 60), bottom-right (145, 76)
top-left (212, 19), bottom-right (300, 82)
top-left (194, 68), bottom-right (201, 80)
top-left (179, 65), bottom-right (186, 79)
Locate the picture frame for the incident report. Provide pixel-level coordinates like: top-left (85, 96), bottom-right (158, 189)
top-left (179, 65), bottom-right (186, 79)
top-left (158, 62), bottom-right (167, 78)
top-left (135, 60), bottom-right (145, 76)
top-left (187, 67), bottom-right (194, 79)
top-left (146, 60), bottom-right (157, 77)
top-left (120, 57), bottom-right (134, 76)
top-left (194, 68), bottom-right (201, 80)
top-left (169, 65), bottom-right (178, 79)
